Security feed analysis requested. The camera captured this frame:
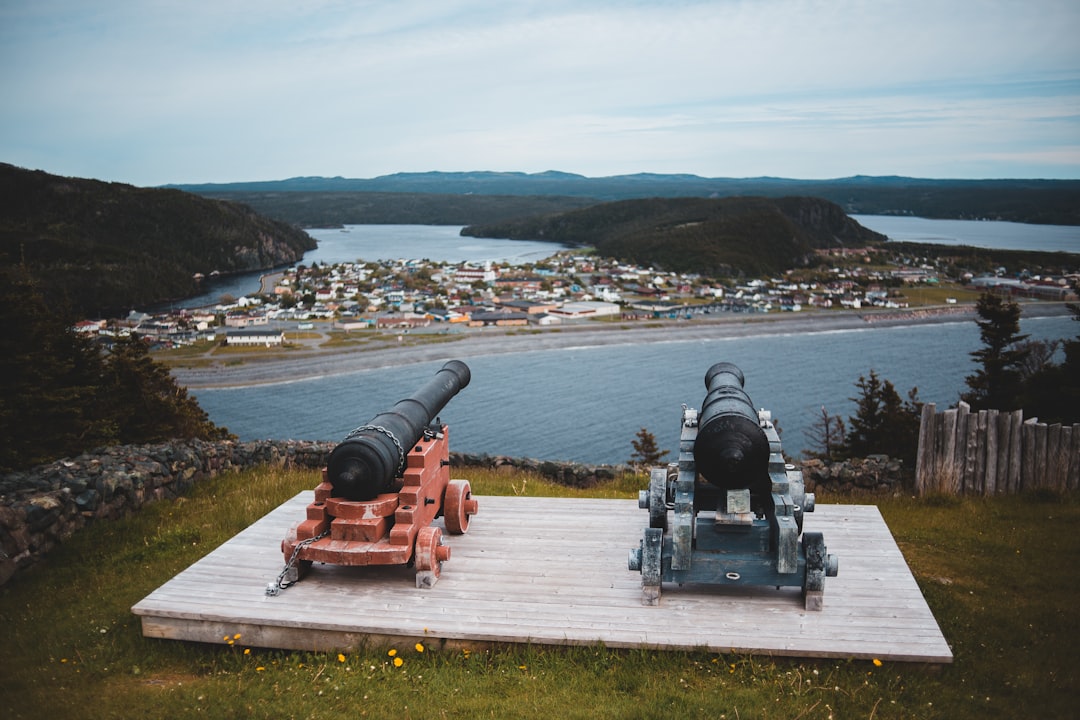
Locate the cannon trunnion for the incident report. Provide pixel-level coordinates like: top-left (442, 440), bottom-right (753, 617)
top-left (271, 361), bottom-right (478, 594)
top-left (629, 362), bottom-right (838, 609)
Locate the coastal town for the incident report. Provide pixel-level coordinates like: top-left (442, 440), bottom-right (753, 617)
top-left (74, 245), bottom-right (1078, 350)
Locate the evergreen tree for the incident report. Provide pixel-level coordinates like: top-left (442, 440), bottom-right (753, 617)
top-left (100, 335), bottom-right (231, 444)
top-left (1019, 302), bottom-right (1080, 423)
top-left (962, 292), bottom-right (1030, 411)
top-left (843, 370), bottom-right (922, 465)
top-left (0, 268), bottom-right (113, 469)
top-left (630, 427), bottom-right (670, 467)
top-left (0, 266), bottom-right (230, 471)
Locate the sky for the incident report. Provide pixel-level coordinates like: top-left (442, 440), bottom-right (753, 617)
top-left (2, 0), bottom-right (1079, 186)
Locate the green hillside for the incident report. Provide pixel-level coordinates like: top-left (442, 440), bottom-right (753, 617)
top-left (191, 190), bottom-right (597, 227)
top-left (0, 163), bottom-right (316, 317)
top-left (463, 195), bottom-right (886, 276)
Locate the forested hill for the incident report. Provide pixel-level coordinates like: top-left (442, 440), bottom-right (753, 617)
top-left (463, 196), bottom-right (887, 276)
top-left (0, 163), bottom-right (316, 317)
top-left (170, 171), bottom-right (1080, 226)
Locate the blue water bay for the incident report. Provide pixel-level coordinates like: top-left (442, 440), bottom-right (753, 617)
top-left (187, 218), bottom-right (1076, 463)
top-left (192, 315), bottom-right (1075, 465)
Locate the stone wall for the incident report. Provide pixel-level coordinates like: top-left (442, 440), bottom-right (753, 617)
top-left (0, 439), bottom-right (334, 586)
top-left (1, 441), bottom-right (908, 586)
top-left (451, 452), bottom-right (911, 495)
top-left (800, 455), bottom-right (910, 495)
top-left (450, 452), bottom-right (629, 488)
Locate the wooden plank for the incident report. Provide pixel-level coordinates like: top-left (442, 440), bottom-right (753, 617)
top-left (1067, 425), bottom-right (1075, 492)
top-left (1035, 421), bottom-right (1049, 490)
top-left (1047, 424), bottom-right (1064, 492)
top-left (1007, 410), bottom-right (1023, 492)
top-left (915, 402), bottom-right (936, 494)
top-left (993, 410), bottom-right (1010, 494)
top-left (984, 409), bottom-right (999, 495)
top-left (967, 410), bottom-right (986, 495)
top-left (940, 407), bottom-right (959, 494)
top-left (952, 404), bottom-right (969, 495)
top-left (1021, 419), bottom-right (1037, 490)
top-left (132, 495), bottom-right (953, 663)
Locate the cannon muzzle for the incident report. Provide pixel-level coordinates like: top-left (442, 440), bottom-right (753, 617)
top-left (693, 362), bottom-right (771, 496)
top-left (327, 360), bottom-right (472, 500)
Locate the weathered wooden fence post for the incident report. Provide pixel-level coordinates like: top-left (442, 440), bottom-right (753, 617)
top-left (915, 402), bottom-right (937, 495)
top-left (984, 409), bottom-right (999, 495)
top-left (916, 403), bottom-right (1078, 496)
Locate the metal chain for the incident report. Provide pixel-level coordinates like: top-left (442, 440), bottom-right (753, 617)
top-left (266, 530), bottom-right (329, 596)
top-left (343, 424), bottom-right (406, 473)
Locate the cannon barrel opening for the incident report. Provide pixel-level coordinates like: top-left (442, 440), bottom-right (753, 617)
top-left (693, 362), bottom-right (771, 495)
top-left (327, 360), bottom-right (471, 500)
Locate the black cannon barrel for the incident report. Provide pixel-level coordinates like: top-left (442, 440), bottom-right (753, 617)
top-left (327, 360), bottom-right (472, 500)
top-left (693, 362), bottom-right (771, 495)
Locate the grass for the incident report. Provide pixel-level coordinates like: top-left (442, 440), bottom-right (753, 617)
top-left (1, 467), bottom-right (1076, 719)
top-left (897, 284), bottom-right (982, 307)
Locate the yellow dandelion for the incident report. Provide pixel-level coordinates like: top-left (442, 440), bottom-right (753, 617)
top-left (233, 633), bottom-right (241, 640)
top-left (227, 639), bottom-right (235, 646)
top-left (256, 666), bottom-right (266, 672)
top-left (519, 664), bottom-right (527, 670)
top-left (872, 658), bottom-right (883, 667)
top-left (337, 653), bottom-right (346, 663)
top-left (415, 642), bottom-right (425, 653)
top-left (60, 658), bottom-right (68, 664)
top-left (388, 649), bottom-right (397, 657)
top-left (244, 648), bottom-right (251, 656)
top-left (223, 635), bottom-right (230, 641)
top-left (393, 657), bottom-right (404, 667)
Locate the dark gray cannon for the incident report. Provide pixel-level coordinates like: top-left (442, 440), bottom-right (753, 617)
top-left (326, 360), bottom-right (472, 500)
top-left (693, 361), bottom-right (772, 498)
top-left (630, 360), bottom-right (837, 609)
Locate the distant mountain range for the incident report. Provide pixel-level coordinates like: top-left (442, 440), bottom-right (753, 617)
top-left (170, 171), bottom-right (1080, 226)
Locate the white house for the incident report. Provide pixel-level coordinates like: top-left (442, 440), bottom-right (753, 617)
top-left (224, 329), bottom-right (285, 347)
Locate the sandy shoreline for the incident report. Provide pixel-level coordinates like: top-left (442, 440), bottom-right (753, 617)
top-left (169, 303), bottom-right (1072, 390)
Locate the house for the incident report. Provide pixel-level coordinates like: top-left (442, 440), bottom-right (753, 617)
top-left (496, 299), bottom-right (558, 314)
top-left (375, 315), bottom-right (432, 330)
top-left (224, 329), bottom-right (285, 347)
top-left (467, 311), bottom-right (529, 327)
top-left (550, 301), bottom-right (621, 319)
top-left (72, 319), bottom-right (106, 334)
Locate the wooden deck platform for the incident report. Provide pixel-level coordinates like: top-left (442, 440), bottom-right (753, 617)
top-left (132, 494), bottom-right (953, 663)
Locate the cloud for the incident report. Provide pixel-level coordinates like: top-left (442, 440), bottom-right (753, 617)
top-left (1, 0), bottom-right (1078, 183)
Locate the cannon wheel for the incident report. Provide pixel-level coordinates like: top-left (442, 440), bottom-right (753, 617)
top-left (415, 526), bottom-right (448, 588)
top-left (444, 479), bottom-right (477, 534)
top-left (648, 472), bottom-right (668, 530)
top-left (803, 531), bottom-right (827, 611)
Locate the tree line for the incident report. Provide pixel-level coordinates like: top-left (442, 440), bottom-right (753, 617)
top-left (0, 268), bottom-right (231, 472)
top-left (805, 294), bottom-right (1079, 467)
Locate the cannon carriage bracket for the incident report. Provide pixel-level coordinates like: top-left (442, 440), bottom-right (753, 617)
top-left (629, 364), bottom-right (838, 610)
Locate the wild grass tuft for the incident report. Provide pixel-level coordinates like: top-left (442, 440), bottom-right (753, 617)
top-left (1, 467), bottom-right (1076, 719)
